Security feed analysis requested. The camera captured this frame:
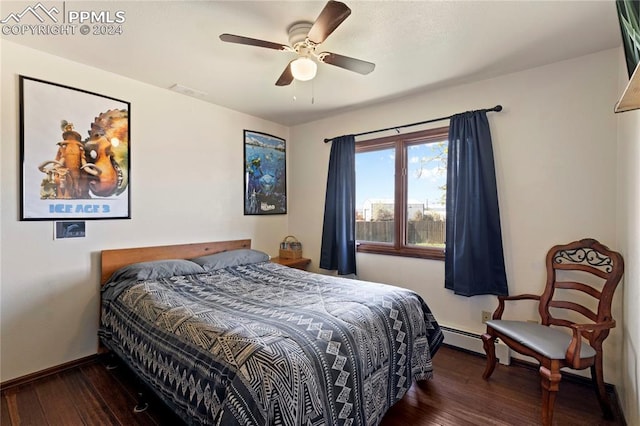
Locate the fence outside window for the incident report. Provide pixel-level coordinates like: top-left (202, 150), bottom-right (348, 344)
top-left (356, 219), bottom-right (446, 246)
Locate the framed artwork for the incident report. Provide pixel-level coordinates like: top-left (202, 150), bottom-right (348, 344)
top-left (616, 0), bottom-right (640, 78)
top-left (243, 130), bottom-right (286, 215)
top-left (54, 221), bottom-right (86, 239)
top-left (20, 76), bottom-right (130, 220)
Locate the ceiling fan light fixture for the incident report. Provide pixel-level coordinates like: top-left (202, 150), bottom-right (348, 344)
top-left (290, 57), bottom-right (317, 81)
top-left (219, 1), bottom-right (374, 87)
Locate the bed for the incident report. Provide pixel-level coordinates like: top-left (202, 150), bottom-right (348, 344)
top-left (99, 240), bottom-right (443, 425)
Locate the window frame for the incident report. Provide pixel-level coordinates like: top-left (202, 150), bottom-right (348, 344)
top-left (355, 127), bottom-right (448, 261)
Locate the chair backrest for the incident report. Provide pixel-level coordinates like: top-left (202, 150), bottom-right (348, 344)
top-left (538, 238), bottom-right (624, 346)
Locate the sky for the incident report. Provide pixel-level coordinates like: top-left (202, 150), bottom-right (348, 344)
top-left (355, 141), bottom-right (447, 211)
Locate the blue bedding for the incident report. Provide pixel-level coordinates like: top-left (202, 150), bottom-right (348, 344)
top-left (99, 261), bottom-right (443, 425)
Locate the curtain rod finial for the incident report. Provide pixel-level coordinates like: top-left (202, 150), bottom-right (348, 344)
top-left (494, 105), bottom-right (503, 112)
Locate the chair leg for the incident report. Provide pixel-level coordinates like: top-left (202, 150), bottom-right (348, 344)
top-left (481, 333), bottom-right (497, 379)
top-left (539, 365), bottom-right (562, 426)
top-left (591, 357), bottom-right (613, 419)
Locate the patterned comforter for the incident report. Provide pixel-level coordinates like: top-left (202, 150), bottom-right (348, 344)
top-left (99, 262), bottom-right (443, 425)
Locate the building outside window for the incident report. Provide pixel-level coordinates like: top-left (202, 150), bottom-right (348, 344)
top-left (355, 127), bottom-right (448, 260)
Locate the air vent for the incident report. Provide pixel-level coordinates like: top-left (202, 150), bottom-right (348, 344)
top-left (169, 83), bottom-right (208, 98)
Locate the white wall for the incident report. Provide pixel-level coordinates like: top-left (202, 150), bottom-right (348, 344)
top-left (616, 53), bottom-right (640, 426)
top-left (289, 49), bottom-right (624, 384)
top-left (0, 40), bottom-right (289, 382)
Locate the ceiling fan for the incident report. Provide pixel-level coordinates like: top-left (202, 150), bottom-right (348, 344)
top-left (219, 0), bottom-right (375, 86)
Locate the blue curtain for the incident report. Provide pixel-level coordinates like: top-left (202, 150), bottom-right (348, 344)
top-left (320, 135), bottom-right (357, 275)
top-left (445, 111), bottom-right (508, 296)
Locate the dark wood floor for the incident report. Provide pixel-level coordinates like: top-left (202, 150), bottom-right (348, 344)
top-left (1, 345), bottom-right (625, 425)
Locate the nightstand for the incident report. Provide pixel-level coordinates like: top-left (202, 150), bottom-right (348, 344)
top-left (271, 256), bottom-right (311, 270)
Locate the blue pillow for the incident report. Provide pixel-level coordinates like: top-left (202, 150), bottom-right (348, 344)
top-left (191, 249), bottom-right (270, 271)
top-left (108, 259), bottom-right (205, 282)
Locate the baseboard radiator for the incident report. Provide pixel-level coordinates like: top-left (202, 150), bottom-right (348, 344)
top-left (441, 325), bottom-right (511, 365)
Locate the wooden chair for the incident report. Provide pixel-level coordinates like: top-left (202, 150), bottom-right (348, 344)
top-left (481, 238), bottom-right (624, 426)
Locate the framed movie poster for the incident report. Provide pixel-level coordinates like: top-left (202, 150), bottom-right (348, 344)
top-left (20, 76), bottom-right (130, 220)
top-left (243, 130), bottom-right (286, 215)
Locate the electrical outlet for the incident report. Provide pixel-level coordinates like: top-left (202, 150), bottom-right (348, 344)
top-left (481, 311), bottom-right (492, 324)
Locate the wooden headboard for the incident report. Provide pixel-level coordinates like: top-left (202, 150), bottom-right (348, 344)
top-left (100, 239), bottom-right (251, 285)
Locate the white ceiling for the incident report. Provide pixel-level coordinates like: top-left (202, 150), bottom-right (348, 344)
top-left (1, 1), bottom-right (623, 126)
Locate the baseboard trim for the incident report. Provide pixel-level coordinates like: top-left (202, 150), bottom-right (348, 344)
top-left (440, 325), bottom-right (510, 365)
top-left (0, 354), bottom-right (99, 392)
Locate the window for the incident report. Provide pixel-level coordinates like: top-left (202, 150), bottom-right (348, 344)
top-left (355, 127), bottom-right (448, 260)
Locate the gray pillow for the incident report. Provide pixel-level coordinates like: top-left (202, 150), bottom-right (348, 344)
top-left (108, 259), bottom-right (205, 282)
top-left (191, 249), bottom-right (270, 271)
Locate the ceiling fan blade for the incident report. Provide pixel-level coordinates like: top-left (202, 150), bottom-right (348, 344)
top-left (320, 52), bottom-right (375, 75)
top-left (219, 33), bottom-right (288, 51)
top-left (307, 1), bottom-right (351, 44)
top-left (275, 62), bottom-right (294, 86)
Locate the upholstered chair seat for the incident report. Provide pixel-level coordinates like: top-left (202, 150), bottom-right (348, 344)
top-left (486, 320), bottom-right (596, 360)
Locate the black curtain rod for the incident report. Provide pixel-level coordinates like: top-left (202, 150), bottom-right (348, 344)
top-left (323, 104), bottom-right (503, 143)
